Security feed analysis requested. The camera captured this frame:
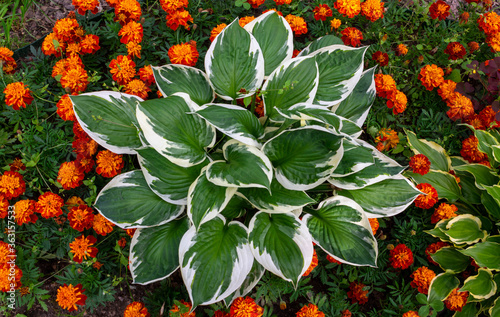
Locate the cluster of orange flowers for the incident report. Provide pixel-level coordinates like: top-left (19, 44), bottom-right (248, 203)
top-left (374, 73), bottom-right (408, 115)
top-left (160, 0), bottom-right (193, 31)
top-left (389, 243), bottom-right (414, 270)
top-left (285, 14), bottom-right (308, 36)
top-left (334, 0), bottom-right (384, 21)
top-left (374, 128), bottom-right (399, 152)
top-left (124, 301), bottom-right (150, 317)
top-left (460, 135), bottom-right (489, 165)
top-left (56, 283), bottom-right (87, 311)
top-left (296, 303), bottom-right (325, 317)
top-left (414, 183), bottom-right (438, 209)
top-left (0, 46), bottom-right (17, 74)
top-left (478, 11), bottom-right (500, 52)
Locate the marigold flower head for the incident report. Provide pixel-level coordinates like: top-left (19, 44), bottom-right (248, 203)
top-left (92, 261), bottom-right (103, 270)
top-left (0, 47), bottom-right (14, 64)
top-left (109, 55), bottom-right (136, 85)
top-left (75, 156), bottom-right (94, 174)
top-left (330, 18), bottom-right (341, 31)
top-left (326, 255), bottom-right (342, 264)
top-left (396, 43), bottom-right (408, 56)
top-left (170, 299), bottom-right (196, 316)
top-left (486, 32), bottom-right (500, 52)
top-left (0, 195), bottom-right (8, 218)
top-left (79, 34), bottom-right (100, 54)
top-left (386, 89), bottom-right (407, 115)
top-left (446, 92), bottom-right (474, 121)
top-left (70, 235), bottom-right (98, 263)
top-left (72, 0), bottom-right (99, 15)
top-left (230, 297), bottom-right (264, 317)
top-left (14, 199), bottom-right (37, 226)
top-left (0, 241), bottom-right (14, 264)
top-left (68, 205), bottom-right (95, 231)
top-left (247, 0), bottom-right (265, 8)
top-left (67, 196), bottom-right (86, 207)
top-left (57, 161), bottom-right (85, 190)
top-left (35, 192), bottom-right (64, 219)
top-left (136, 66), bottom-right (154, 88)
top-left (372, 51), bottom-right (388, 67)
top-left (93, 213), bottom-right (115, 236)
top-left (115, 0), bottom-right (142, 25)
top-left (465, 113), bottom-right (484, 130)
top-left (60, 66), bottom-right (89, 95)
top-left (444, 42), bottom-right (466, 60)
top-left (303, 249), bottom-right (318, 277)
top-left (419, 64), bottom-right (444, 91)
top-left (431, 203), bottom-right (458, 224)
top-left (374, 74), bottom-right (396, 98)
top-left (402, 311), bottom-right (419, 317)
top-left (437, 80), bottom-right (456, 101)
top-left (375, 128), bottom-right (399, 151)
top-left (124, 301), bottom-right (151, 317)
top-left (0, 47), bottom-right (16, 73)
top-left (313, 4), bottom-right (333, 21)
top-left (0, 171), bottom-right (25, 200)
top-left (73, 136), bottom-right (98, 157)
top-left (296, 303), bottom-right (325, 317)
top-left (168, 42), bottom-right (199, 67)
top-left (477, 12), bottom-right (500, 36)
top-left (119, 21), bottom-right (143, 44)
top-left (159, 0), bottom-right (188, 13)
top-left (285, 14), bottom-right (308, 36)
top-left (96, 150), bottom-right (124, 178)
top-left (66, 43), bottom-right (82, 57)
top-left (239, 16), bottom-right (255, 28)
top-left (0, 263), bottom-right (22, 291)
top-left (123, 78), bottom-right (149, 99)
top-left (415, 183), bottom-right (438, 209)
top-left (334, 0), bottom-right (361, 18)
top-left (409, 154), bottom-right (431, 175)
top-left (126, 228), bottom-right (137, 237)
top-left (459, 12), bottom-right (469, 24)
top-left (479, 105), bottom-right (498, 129)
top-left (444, 288), bottom-right (468, 312)
top-left (426, 241), bottom-right (448, 265)
top-left (461, 135), bottom-right (486, 163)
top-left (57, 283), bottom-right (87, 311)
top-left (210, 23), bottom-right (227, 42)
top-left (389, 243), bottom-right (414, 269)
top-left (341, 27), bottom-right (363, 47)
top-left (361, 0), bottom-right (384, 22)
top-left (125, 41), bottom-right (141, 59)
top-left (368, 218), bottom-right (379, 235)
top-left (347, 281), bottom-right (368, 304)
top-left (53, 18), bottom-right (80, 43)
top-left (56, 94), bottom-right (76, 121)
top-left (3, 82), bottom-right (34, 111)
top-left (410, 267), bottom-right (436, 294)
top-left (274, 0), bottom-right (292, 4)
top-left (429, 0), bottom-right (450, 20)
top-left (166, 9), bottom-right (193, 31)
top-left (468, 41), bottom-right (479, 54)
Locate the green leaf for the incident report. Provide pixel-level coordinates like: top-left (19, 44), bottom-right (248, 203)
top-left (136, 93), bottom-right (216, 167)
top-left (452, 164), bottom-right (500, 190)
top-left (431, 247), bottom-right (470, 273)
top-left (71, 91), bottom-right (143, 154)
top-left (220, 195), bottom-right (251, 220)
top-left (461, 241), bottom-right (500, 270)
top-left (490, 297), bottom-right (500, 317)
top-left (248, 212), bottom-right (313, 286)
top-left (425, 219), bottom-right (452, 242)
top-left (331, 139), bottom-right (374, 176)
top-left (453, 302), bottom-right (478, 317)
top-left (179, 216), bottom-right (254, 308)
top-left (406, 130), bottom-right (451, 172)
top-left (152, 65), bottom-right (214, 106)
top-left (482, 190), bottom-right (500, 220)
top-left (298, 35), bottom-right (344, 56)
top-left (223, 261), bottom-right (266, 306)
top-left (94, 170), bottom-right (184, 228)
top-left (471, 126), bottom-right (499, 167)
top-left (129, 218), bottom-right (189, 284)
top-left (262, 126), bottom-right (343, 190)
top-left (205, 19), bottom-right (264, 100)
top-left (303, 196), bottom-right (377, 267)
top-left (443, 215), bottom-right (486, 245)
top-left (405, 170), bottom-right (461, 202)
top-left (206, 140), bottom-right (273, 189)
top-left (428, 272), bottom-right (460, 303)
top-left (460, 268), bottom-right (497, 300)
top-left (453, 170), bottom-right (482, 204)
top-left (195, 104), bottom-right (264, 147)
top-left (491, 145), bottom-right (500, 163)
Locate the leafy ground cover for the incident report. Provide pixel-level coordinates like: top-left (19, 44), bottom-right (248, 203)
top-left (0, 0), bottom-right (499, 316)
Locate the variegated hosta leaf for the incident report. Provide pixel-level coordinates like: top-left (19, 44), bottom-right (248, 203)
top-left (223, 261), bottom-right (266, 306)
top-left (330, 139), bottom-right (374, 177)
top-left (248, 212), bottom-right (313, 286)
top-left (332, 67), bottom-right (376, 128)
top-left (427, 272), bottom-right (460, 304)
top-left (205, 19), bottom-right (264, 100)
top-left (220, 195), bottom-right (252, 220)
top-left (307, 45), bottom-right (366, 106)
top-left (195, 104), bottom-right (264, 148)
top-left (490, 297), bottom-right (500, 317)
top-left (405, 170), bottom-right (461, 202)
top-left (136, 93), bottom-right (216, 167)
top-left (460, 268), bottom-right (497, 300)
top-left (460, 241), bottom-right (500, 270)
top-left (179, 216), bottom-right (254, 308)
top-left (262, 56), bottom-right (319, 121)
top-left (94, 170), bottom-right (184, 228)
top-left (70, 91), bottom-right (143, 154)
top-left (470, 125), bottom-right (499, 167)
top-left (338, 175), bottom-right (422, 218)
top-left (430, 247), bottom-right (470, 273)
top-left (151, 64), bottom-right (214, 106)
top-left (453, 163), bottom-right (500, 190)
top-left (443, 215), bottom-right (487, 245)
top-left (491, 144), bottom-right (500, 163)
top-left (244, 11), bottom-right (293, 77)
top-left (136, 147), bottom-right (208, 205)
top-left (425, 219), bottom-right (452, 242)
top-left (298, 35), bottom-right (344, 57)
top-left (129, 218), bottom-right (189, 284)
top-left (206, 140), bottom-right (273, 189)
top-left (262, 126), bottom-right (344, 190)
top-left (237, 178), bottom-right (315, 213)
top-left (303, 196), bottom-right (377, 267)
top-left (453, 169), bottom-right (482, 204)
top-left (482, 187), bottom-right (500, 220)
top-left (406, 130), bottom-right (451, 172)
top-left (454, 303), bottom-right (479, 317)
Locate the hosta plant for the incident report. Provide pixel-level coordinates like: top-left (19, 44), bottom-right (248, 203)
top-left (70, 12), bottom-right (421, 310)
top-left (404, 129), bottom-right (500, 317)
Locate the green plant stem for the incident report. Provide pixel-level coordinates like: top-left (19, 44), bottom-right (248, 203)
top-left (32, 93), bottom-right (56, 104)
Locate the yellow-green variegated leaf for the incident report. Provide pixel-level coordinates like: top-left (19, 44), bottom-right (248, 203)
top-left (443, 215), bottom-right (486, 245)
top-left (303, 196), bottom-right (377, 267)
top-left (298, 35), bottom-right (344, 57)
top-left (491, 145), bottom-right (500, 163)
top-left (460, 268), bottom-right (497, 300)
top-left (206, 140), bottom-right (273, 189)
top-left (236, 178), bottom-right (315, 213)
top-left (490, 297), bottom-right (500, 317)
top-left (482, 190), bottom-right (500, 220)
top-left (454, 170), bottom-right (483, 204)
top-left (405, 170), bottom-right (461, 202)
top-left (94, 170), bottom-right (184, 228)
top-left (179, 216), bottom-right (254, 309)
top-left (129, 218), bottom-right (189, 284)
top-left (223, 261), bottom-right (266, 306)
top-left (431, 247), bottom-right (470, 273)
top-left (425, 219), bottom-right (452, 242)
top-left (244, 11), bottom-right (293, 77)
top-left (330, 139), bottom-right (374, 177)
top-left (453, 164), bottom-right (500, 190)
top-left (71, 91), bottom-right (143, 154)
top-left (262, 126), bottom-right (344, 190)
top-left (427, 272), bottom-right (460, 305)
top-left (338, 175), bottom-right (421, 218)
top-left (187, 169), bottom-right (237, 229)
top-left (406, 130), bottom-right (451, 172)
top-left (136, 93), bottom-right (216, 167)
top-left (136, 147), bottom-right (208, 205)
top-left (262, 56), bottom-right (319, 122)
top-left (205, 19), bottom-right (264, 101)
top-left (460, 241), bottom-right (500, 270)
top-left (195, 104), bottom-right (264, 148)
top-left (470, 126), bottom-right (499, 167)
top-left (248, 212), bottom-right (313, 286)
top-left (152, 64), bottom-right (214, 106)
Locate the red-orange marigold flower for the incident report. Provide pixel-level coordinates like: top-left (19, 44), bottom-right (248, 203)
top-left (115, 0), bottom-right (142, 25)
top-left (124, 301), bottom-right (150, 317)
top-left (57, 161), bottom-right (85, 190)
top-left (0, 195), bottom-right (8, 218)
top-left (386, 89), bottom-right (407, 115)
top-left (374, 74), bottom-right (396, 98)
top-left (57, 94), bottom-right (76, 121)
top-left (465, 113), bottom-right (484, 130)
top-left (361, 0), bottom-right (384, 22)
top-left (119, 21), bottom-right (143, 44)
top-left (168, 42), bottom-right (199, 66)
top-left (170, 300), bottom-right (195, 316)
top-left (410, 266), bottom-right (436, 294)
top-left (96, 150), bottom-right (124, 178)
top-left (109, 55), bottom-right (136, 85)
top-left (446, 92), bottom-right (474, 121)
top-left (127, 41), bottom-right (142, 59)
top-left (468, 41), bottom-right (479, 54)
top-left (138, 65), bottom-right (155, 86)
top-left (166, 9), bottom-right (193, 31)
top-left (314, 4), bottom-right (333, 21)
top-left (303, 249), bottom-right (318, 277)
top-left (429, 0), bottom-right (450, 21)
top-left (409, 154), bottom-right (431, 175)
top-left (210, 23), bottom-right (227, 42)
top-left (372, 51), bottom-right (388, 66)
top-left (0, 240), bottom-right (14, 264)
top-left (415, 183), bottom-right (438, 209)
top-left (247, 0), bottom-right (265, 8)
top-left (14, 199), bottom-right (37, 226)
top-left (459, 12), bottom-right (469, 24)
top-left (396, 43), bottom-right (408, 56)
top-left (274, 0), bottom-right (292, 5)
top-left (53, 18), bottom-right (80, 43)
top-left (402, 311), bottom-right (419, 317)
top-left (296, 303), bottom-right (325, 317)
top-left (437, 80), bottom-right (456, 101)
top-left (70, 235), bottom-right (98, 263)
top-left (79, 34), bottom-right (100, 54)
top-left (461, 135), bottom-right (487, 163)
top-left (368, 218), bottom-right (379, 235)
top-left (0, 171), bottom-right (25, 199)
top-left (66, 42), bottom-right (81, 57)
top-left (419, 64), bottom-right (444, 91)
top-left (479, 106), bottom-right (498, 129)
top-left (230, 297), bottom-right (264, 317)
top-left (36, 192), bottom-right (64, 219)
top-left (444, 288), bottom-right (468, 312)
top-left (68, 205), bottom-right (95, 231)
top-left (444, 42), bottom-right (466, 60)
top-left (334, 0), bottom-right (361, 18)
top-left (159, 0), bottom-right (188, 13)
top-left (389, 243), bottom-right (414, 269)
top-left (375, 128), bottom-right (399, 151)
top-left (72, 0), bottom-right (99, 15)
top-left (126, 228), bottom-right (137, 238)
top-left (60, 67), bottom-right (89, 95)
top-left (9, 158), bottom-right (26, 172)
top-left (124, 79), bottom-right (150, 99)
top-left (347, 281), bottom-right (368, 304)
top-left (118, 237), bottom-right (127, 248)
top-left (425, 241), bottom-right (449, 265)
top-left (76, 154), bottom-right (95, 174)
top-left (341, 27), bottom-right (363, 47)
top-left (486, 32), bottom-right (500, 52)
top-left (0, 47), bottom-right (17, 74)
top-left (0, 263), bottom-right (22, 291)
top-left (431, 203), bottom-right (458, 224)
top-left (57, 283), bottom-right (87, 311)
top-left (93, 213), bottom-right (115, 236)
top-left (239, 16), bottom-right (255, 28)
top-left (285, 14), bottom-right (308, 36)
top-left (330, 18), bottom-right (341, 31)
top-left (3, 82), bottom-right (34, 110)
top-left (42, 33), bottom-right (65, 57)
top-left (477, 12), bottom-right (500, 36)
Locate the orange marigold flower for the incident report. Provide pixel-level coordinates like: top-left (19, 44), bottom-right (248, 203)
top-left (115, 0), bottom-right (142, 25)
top-left (79, 34), bottom-right (100, 54)
top-left (479, 105), bottom-right (497, 129)
top-left (96, 150), bottom-right (124, 178)
top-left (239, 16), bottom-right (255, 28)
top-left (60, 66), bottom-right (89, 95)
top-left (444, 288), bottom-right (468, 312)
top-left (170, 300), bottom-right (196, 316)
top-left (374, 74), bottom-right (396, 98)
top-left (0, 47), bottom-right (13, 63)
top-left (274, 0), bottom-right (292, 4)
top-left (14, 199), bottom-right (37, 226)
top-left (159, 0), bottom-right (188, 13)
top-left (68, 205), bottom-right (95, 231)
top-left (341, 310), bottom-right (352, 317)
top-left (73, 0), bottom-right (99, 15)
top-left (296, 303), bottom-right (325, 317)
top-left (468, 41), bottom-right (479, 54)
top-left (410, 267), bottom-right (436, 294)
top-left (66, 42), bottom-right (81, 57)
top-left (70, 235), bottom-right (98, 263)
top-left (93, 261), bottom-right (103, 269)
top-left (285, 14), bottom-right (308, 36)
top-left (303, 249), bottom-right (318, 276)
top-left (313, 4), bottom-right (333, 21)
top-left (73, 136), bottom-right (98, 157)
top-left (57, 283), bottom-right (87, 311)
top-left (425, 241), bottom-right (448, 265)
top-left (437, 80), bottom-right (456, 101)
top-left (429, 0), bottom-right (450, 20)
top-left (76, 155), bottom-right (95, 173)
top-left (347, 281), bottom-right (368, 304)
top-left (0, 240), bottom-right (14, 264)
top-left (389, 243), bottom-right (414, 269)
top-left (118, 237), bottom-right (127, 248)
top-left (444, 42), bottom-right (466, 60)
top-left (93, 213), bottom-right (115, 236)
top-left (35, 192), bottom-right (64, 219)
top-left (396, 43), bottom-right (408, 56)
top-left (341, 27), bottom-right (363, 47)
top-left (326, 255), bottom-right (342, 264)
top-left (431, 203), bottom-right (458, 224)
top-left (372, 51), bottom-right (389, 66)
top-left (3, 82), bottom-right (34, 111)
top-left (446, 92), bottom-right (474, 121)
top-left (415, 183), bottom-right (438, 209)
top-left (461, 135), bottom-right (486, 163)
top-left (230, 297), bottom-right (263, 317)
top-left (42, 33), bottom-right (65, 57)
top-left (52, 59), bottom-right (68, 79)
top-left (166, 9), bottom-right (193, 31)
top-left (0, 263), bottom-right (22, 291)
top-left (53, 18), bottom-right (80, 42)
top-left (124, 79), bottom-right (150, 99)
top-left (334, 0), bottom-right (361, 18)
top-left (477, 12), bottom-right (500, 36)
top-left (375, 128), bottom-right (399, 152)
top-left (139, 65), bottom-right (155, 86)
top-left (168, 42), bottom-right (199, 67)
top-left (263, 8), bottom-right (283, 15)
top-left (0, 195), bottom-right (9, 218)
top-left (360, 0), bottom-right (384, 22)
top-left (248, 0), bottom-right (265, 8)
top-left (210, 23), bottom-right (227, 42)
top-left (486, 32), bottom-right (500, 52)
top-left (126, 41), bottom-right (142, 59)
top-left (409, 154), bottom-right (431, 175)
top-left (330, 18), bottom-right (341, 31)
top-left (465, 113), bottom-right (484, 130)
top-left (0, 171), bottom-right (25, 199)
top-left (459, 12), bottom-right (469, 24)
top-left (67, 196), bottom-right (86, 207)
top-left (0, 47), bottom-right (17, 73)
top-left (57, 161), bottom-right (85, 190)
top-left (419, 64), bottom-right (444, 91)
top-left (109, 55), bottom-right (136, 85)
top-left (386, 89), bottom-right (407, 114)
top-left (402, 311), bottom-right (419, 317)
top-left (125, 229), bottom-right (136, 238)
top-left (57, 94), bottom-right (76, 121)
top-left (119, 21), bottom-right (143, 44)
top-left (124, 301), bottom-right (151, 317)
top-left (368, 218), bottom-right (379, 235)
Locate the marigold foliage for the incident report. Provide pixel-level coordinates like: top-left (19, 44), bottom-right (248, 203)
top-left (56, 283), bottom-right (87, 311)
top-left (389, 243), bottom-right (414, 269)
